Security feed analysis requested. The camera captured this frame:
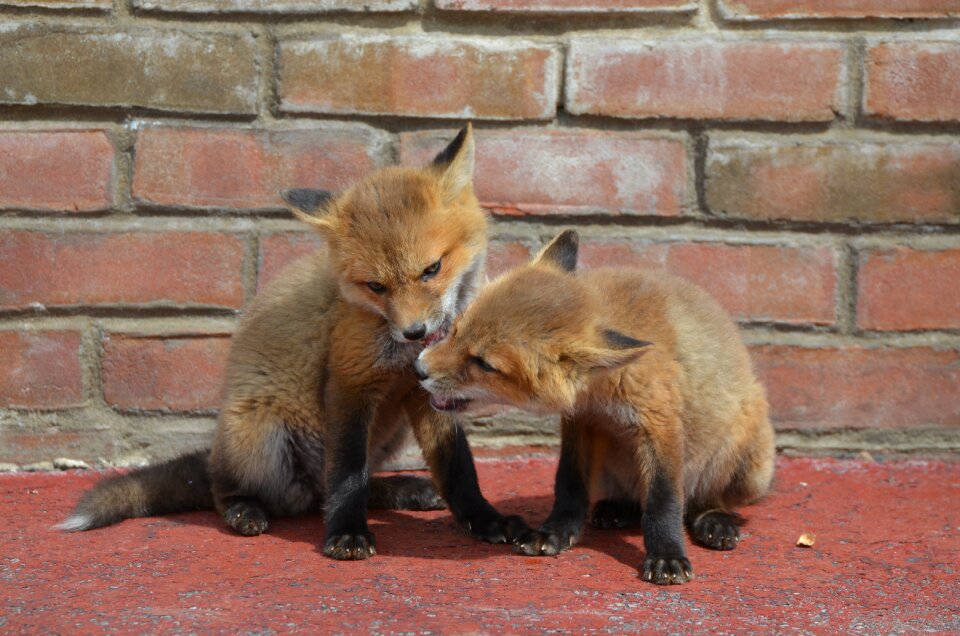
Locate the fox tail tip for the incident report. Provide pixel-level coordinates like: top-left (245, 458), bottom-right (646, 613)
top-left (52, 513), bottom-right (94, 532)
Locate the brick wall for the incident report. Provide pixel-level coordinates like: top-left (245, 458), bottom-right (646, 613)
top-left (1, 0), bottom-right (958, 467)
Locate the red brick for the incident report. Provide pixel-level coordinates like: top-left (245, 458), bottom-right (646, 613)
top-left (0, 429), bottom-right (117, 465)
top-left (436, 0), bottom-right (695, 12)
top-left (278, 35), bottom-right (560, 120)
top-left (0, 231), bottom-right (245, 310)
top-left (857, 247), bottom-right (960, 331)
top-left (566, 38), bottom-right (844, 122)
top-left (0, 28), bottom-right (257, 115)
top-left (0, 331), bottom-right (83, 409)
top-left (101, 334), bottom-right (231, 412)
top-left (864, 42), bottom-right (960, 122)
top-left (1, 0), bottom-right (110, 8)
top-left (579, 240), bottom-right (837, 324)
top-left (132, 124), bottom-right (388, 210)
top-left (134, 0), bottom-right (414, 11)
top-left (258, 233), bottom-right (326, 291)
top-left (579, 241), bottom-right (671, 270)
top-left (718, 0), bottom-right (960, 19)
top-left (752, 345), bottom-right (960, 429)
top-left (486, 241), bottom-right (531, 278)
top-left (259, 233), bottom-right (530, 289)
top-left (400, 129), bottom-right (688, 216)
top-left (706, 137), bottom-right (960, 224)
top-left (0, 130), bottom-right (114, 213)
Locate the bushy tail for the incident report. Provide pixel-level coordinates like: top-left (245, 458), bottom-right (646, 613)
top-left (55, 450), bottom-right (214, 531)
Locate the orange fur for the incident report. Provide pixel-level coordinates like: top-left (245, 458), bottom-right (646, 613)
top-left (418, 230), bottom-right (775, 583)
top-left (61, 126), bottom-right (528, 555)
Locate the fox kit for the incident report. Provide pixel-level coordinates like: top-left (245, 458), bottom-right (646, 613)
top-left (59, 125), bottom-right (528, 558)
top-left (415, 230), bottom-right (775, 584)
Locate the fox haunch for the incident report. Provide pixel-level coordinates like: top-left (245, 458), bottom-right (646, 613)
top-left (416, 230), bottom-right (775, 584)
top-left (59, 125), bottom-right (529, 558)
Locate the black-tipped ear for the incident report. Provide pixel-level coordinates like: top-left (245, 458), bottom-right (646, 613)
top-left (282, 188), bottom-right (333, 214)
top-left (602, 329), bottom-right (652, 351)
top-left (535, 230), bottom-right (579, 273)
top-left (432, 124), bottom-right (471, 168)
top-left (431, 124), bottom-right (475, 202)
top-left (281, 188), bottom-right (336, 231)
top-left (569, 329), bottom-right (651, 371)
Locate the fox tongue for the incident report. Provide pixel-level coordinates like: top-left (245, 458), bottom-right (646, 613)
top-left (430, 395), bottom-right (453, 410)
top-left (421, 324), bottom-right (449, 348)
top-left (429, 394), bottom-right (470, 412)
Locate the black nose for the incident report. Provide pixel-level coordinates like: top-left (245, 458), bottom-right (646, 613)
top-left (403, 324), bottom-right (427, 341)
top-left (413, 359), bottom-right (429, 381)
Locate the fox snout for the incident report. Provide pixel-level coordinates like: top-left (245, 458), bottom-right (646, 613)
top-left (402, 323), bottom-right (427, 341)
top-left (413, 357), bottom-right (429, 381)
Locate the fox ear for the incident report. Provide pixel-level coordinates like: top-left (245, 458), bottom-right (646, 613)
top-left (281, 188), bottom-right (336, 231)
top-left (569, 329), bottom-right (652, 371)
top-left (534, 230), bottom-right (579, 273)
top-left (431, 123), bottom-right (475, 203)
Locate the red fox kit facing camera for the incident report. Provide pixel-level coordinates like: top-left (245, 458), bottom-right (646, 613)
top-left (415, 230), bottom-right (775, 584)
top-left (59, 124), bottom-right (528, 558)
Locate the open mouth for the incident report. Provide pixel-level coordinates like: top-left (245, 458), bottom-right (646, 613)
top-left (429, 394), bottom-right (472, 412)
top-left (421, 321), bottom-right (449, 348)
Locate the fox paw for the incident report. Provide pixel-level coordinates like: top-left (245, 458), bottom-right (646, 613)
top-left (690, 510), bottom-right (741, 551)
top-left (463, 513), bottom-right (529, 544)
top-left (369, 475), bottom-right (447, 511)
top-left (323, 532), bottom-right (377, 560)
top-left (514, 524), bottom-right (581, 556)
top-left (641, 554), bottom-right (694, 585)
top-left (224, 501), bottom-right (269, 537)
top-left (591, 499), bottom-right (643, 529)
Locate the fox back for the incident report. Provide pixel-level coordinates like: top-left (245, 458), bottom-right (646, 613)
top-left (418, 230), bottom-right (774, 584)
top-left (58, 126), bottom-right (531, 559)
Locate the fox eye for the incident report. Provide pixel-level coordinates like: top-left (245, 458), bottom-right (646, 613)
top-left (421, 259), bottom-right (442, 280)
top-left (366, 281), bottom-right (387, 294)
top-left (471, 356), bottom-right (497, 373)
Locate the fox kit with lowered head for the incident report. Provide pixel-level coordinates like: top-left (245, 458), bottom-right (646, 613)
top-left (59, 125), bottom-right (528, 558)
top-left (416, 230), bottom-right (775, 584)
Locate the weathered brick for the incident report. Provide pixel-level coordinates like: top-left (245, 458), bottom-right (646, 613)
top-left (864, 42), bottom-right (960, 122)
top-left (102, 334), bottom-right (231, 412)
top-left (278, 35), bottom-right (560, 120)
top-left (0, 130), bottom-right (114, 213)
top-left (718, 0), bottom-right (960, 19)
top-left (857, 247), bottom-right (960, 331)
top-left (132, 124), bottom-right (387, 210)
top-left (134, 0), bottom-right (414, 11)
top-left (258, 233), bottom-right (326, 290)
top-left (436, 0), bottom-right (696, 12)
top-left (0, 231), bottom-right (245, 310)
top-left (752, 345), bottom-right (960, 429)
top-left (0, 0), bottom-right (110, 8)
top-left (0, 27), bottom-right (257, 114)
top-left (566, 38), bottom-right (844, 121)
top-left (0, 427), bottom-right (118, 465)
top-left (400, 129), bottom-right (687, 216)
top-left (578, 240), bottom-right (670, 271)
top-left (259, 232), bottom-right (530, 290)
top-left (487, 241), bottom-right (532, 278)
top-left (706, 137), bottom-right (960, 224)
top-left (579, 240), bottom-right (837, 324)
top-left (0, 331), bottom-right (83, 410)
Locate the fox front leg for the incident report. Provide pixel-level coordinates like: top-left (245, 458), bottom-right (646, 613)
top-left (406, 397), bottom-right (530, 544)
top-left (640, 466), bottom-right (693, 585)
top-left (321, 384), bottom-right (377, 560)
top-left (515, 415), bottom-right (589, 556)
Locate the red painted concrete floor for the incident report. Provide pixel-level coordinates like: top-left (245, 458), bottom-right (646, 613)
top-left (2, 457), bottom-right (958, 634)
